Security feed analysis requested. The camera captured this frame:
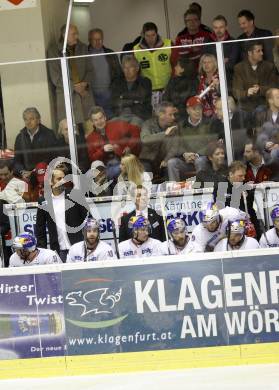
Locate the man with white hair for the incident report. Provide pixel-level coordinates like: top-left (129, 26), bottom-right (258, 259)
top-left (14, 107), bottom-right (57, 180)
top-left (111, 55), bottom-right (152, 121)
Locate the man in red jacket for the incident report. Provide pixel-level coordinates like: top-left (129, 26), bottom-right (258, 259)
top-left (243, 140), bottom-right (271, 183)
top-left (172, 8), bottom-right (211, 67)
top-left (86, 106), bottom-right (141, 179)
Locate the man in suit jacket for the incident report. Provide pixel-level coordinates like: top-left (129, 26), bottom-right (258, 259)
top-left (35, 165), bottom-right (88, 262)
top-left (119, 185), bottom-right (166, 243)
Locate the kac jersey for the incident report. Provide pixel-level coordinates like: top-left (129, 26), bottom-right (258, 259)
top-left (9, 248), bottom-right (62, 267)
top-left (259, 228), bottom-right (279, 248)
top-left (119, 238), bottom-right (162, 259)
top-left (189, 207), bottom-right (243, 252)
top-left (214, 237), bottom-right (260, 252)
top-left (67, 241), bottom-right (116, 263)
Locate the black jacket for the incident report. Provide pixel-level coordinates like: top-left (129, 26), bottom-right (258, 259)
top-left (35, 189), bottom-right (88, 252)
top-left (14, 124), bottom-right (57, 174)
top-left (163, 76), bottom-right (198, 120)
top-left (195, 160), bottom-right (228, 187)
top-left (119, 207), bottom-right (166, 243)
top-left (238, 27), bottom-right (273, 62)
top-left (54, 135), bottom-right (90, 173)
top-left (111, 75), bottom-right (152, 120)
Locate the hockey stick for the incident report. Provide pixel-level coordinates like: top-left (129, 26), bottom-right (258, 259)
top-left (226, 220), bottom-right (231, 252)
top-left (159, 193), bottom-right (171, 255)
top-left (111, 220), bottom-right (120, 259)
top-left (253, 190), bottom-right (272, 248)
top-left (0, 235), bottom-right (5, 268)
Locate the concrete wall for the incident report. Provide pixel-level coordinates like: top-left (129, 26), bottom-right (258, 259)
top-left (0, 0), bottom-right (69, 149)
top-left (72, 0), bottom-right (279, 50)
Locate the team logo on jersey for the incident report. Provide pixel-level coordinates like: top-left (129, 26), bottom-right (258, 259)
top-left (158, 53), bottom-right (168, 62)
top-left (65, 278), bottom-right (127, 329)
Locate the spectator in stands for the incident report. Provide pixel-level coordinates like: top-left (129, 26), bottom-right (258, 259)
top-left (210, 97), bottom-right (253, 159)
top-left (111, 55), bottom-right (152, 121)
top-left (243, 140), bottom-right (272, 183)
top-left (121, 34), bottom-right (141, 61)
top-left (163, 57), bottom-right (197, 120)
top-left (273, 28), bottom-right (279, 73)
top-left (139, 101), bottom-right (178, 175)
top-left (55, 119), bottom-right (90, 173)
top-left (205, 15), bottom-right (240, 90)
top-left (14, 107), bottom-right (57, 180)
top-left (197, 54), bottom-right (220, 118)
top-left (88, 28), bottom-right (122, 118)
top-left (188, 2), bottom-right (212, 32)
top-left (167, 96), bottom-right (217, 181)
top-left (36, 164), bottom-right (88, 262)
top-left (48, 24), bottom-right (94, 127)
top-left (86, 160), bottom-right (112, 197)
top-left (86, 106), bottom-right (141, 180)
top-left (237, 9), bottom-right (273, 62)
top-left (117, 154), bottom-right (152, 196)
top-left (195, 141), bottom-right (227, 187)
top-left (232, 42), bottom-right (278, 112)
top-left (0, 160), bottom-right (26, 204)
top-left (134, 22), bottom-right (172, 107)
top-left (172, 8), bottom-right (211, 68)
top-left (119, 185), bottom-right (166, 243)
top-left (255, 89), bottom-right (279, 160)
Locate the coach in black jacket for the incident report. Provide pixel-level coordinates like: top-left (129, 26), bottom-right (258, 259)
top-left (35, 166), bottom-right (88, 261)
top-left (119, 186), bottom-right (166, 243)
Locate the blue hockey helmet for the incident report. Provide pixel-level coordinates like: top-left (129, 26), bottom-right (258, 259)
top-left (271, 205), bottom-right (279, 222)
top-left (12, 233), bottom-right (37, 252)
top-left (128, 215), bottom-right (151, 232)
top-left (167, 218), bottom-right (187, 237)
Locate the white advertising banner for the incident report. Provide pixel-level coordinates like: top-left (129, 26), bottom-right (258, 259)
top-left (265, 186), bottom-right (279, 226)
top-left (0, 0), bottom-right (36, 11)
top-left (6, 192), bottom-right (213, 247)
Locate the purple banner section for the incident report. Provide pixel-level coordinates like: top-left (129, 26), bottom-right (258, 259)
top-left (0, 273), bottom-right (65, 360)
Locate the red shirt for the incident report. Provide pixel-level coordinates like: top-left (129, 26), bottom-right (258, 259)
top-left (245, 162), bottom-right (272, 183)
top-left (172, 28), bottom-right (211, 66)
top-left (0, 181), bottom-right (7, 191)
top-left (86, 120), bottom-right (141, 163)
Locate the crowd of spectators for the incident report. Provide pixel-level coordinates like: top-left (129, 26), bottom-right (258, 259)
top-left (1, 4), bottom-right (279, 266)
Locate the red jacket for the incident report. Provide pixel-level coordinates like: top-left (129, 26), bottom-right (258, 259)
top-left (87, 120), bottom-right (141, 162)
top-left (245, 162), bottom-right (272, 183)
top-left (172, 28), bottom-right (211, 66)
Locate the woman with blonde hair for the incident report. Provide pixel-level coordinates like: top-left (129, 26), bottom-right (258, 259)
top-left (117, 154), bottom-right (151, 193)
top-left (197, 54), bottom-right (220, 118)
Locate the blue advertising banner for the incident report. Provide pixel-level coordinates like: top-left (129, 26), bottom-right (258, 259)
top-left (0, 272), bottom-right (65, 359)
top-left (62, 255), bottom-right (279, 356)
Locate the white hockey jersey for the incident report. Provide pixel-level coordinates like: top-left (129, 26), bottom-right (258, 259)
top-left (9, 248), bottom-right (62, 267)
top-left (259, 228), bottom-right (279, 248)
top-left (67, 241), bottom-right (116, 262)
top-left (160, 238), bottom-right (193, 255)
top-left (214, 236), bottom-right (260, 252)
top-left (119, 238), bottom-right (162, 259)
top-left (189, 207), bottom-right (243, 252)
